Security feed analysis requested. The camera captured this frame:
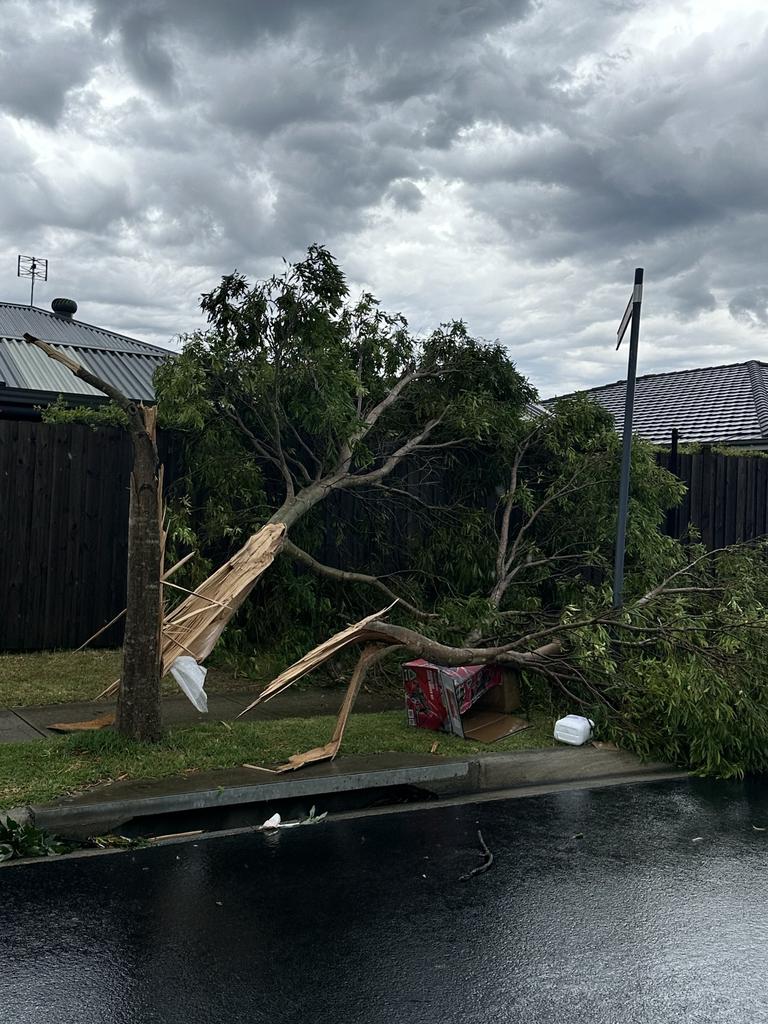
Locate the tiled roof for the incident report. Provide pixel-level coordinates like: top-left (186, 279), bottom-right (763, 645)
top-left (560, 361), bottom-right (768, 446)
top-left (0, 302), bottom-right (172, 402)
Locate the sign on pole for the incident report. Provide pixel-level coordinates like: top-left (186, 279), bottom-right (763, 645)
top-left (612, 267), bottom-right (644, 608)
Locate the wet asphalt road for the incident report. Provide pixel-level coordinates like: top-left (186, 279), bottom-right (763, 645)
top-left (2, 777), bottom-right (767, 1023)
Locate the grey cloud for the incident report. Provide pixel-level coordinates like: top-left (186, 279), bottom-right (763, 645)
top-left (117, 10), bottom-right (178, 96)
top-left (92, 0), bottom-right (529, 57)
top-left (209, 49), bottom-right (349, 136)
top-left (729, 288), bottom-right (768, 328)
top-left (2, 0), bottom-right (768, 397)
top-left (0, 17), bottom-right (100, 124)
top-left (668, 271), bottom-right (717, 321)
top-left (387, 180), bottom-right (425, 212)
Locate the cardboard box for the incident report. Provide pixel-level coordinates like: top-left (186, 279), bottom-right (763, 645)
top-left (403, 660), bottom-right (527, 743)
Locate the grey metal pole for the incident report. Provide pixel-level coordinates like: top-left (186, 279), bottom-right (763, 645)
top-left (612, 267), bottom-right (644, 608)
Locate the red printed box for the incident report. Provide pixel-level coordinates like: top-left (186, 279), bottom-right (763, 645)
top-left (403, 659), bottom-right (527, 743)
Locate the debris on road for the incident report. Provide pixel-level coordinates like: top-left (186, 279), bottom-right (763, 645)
top-left (459, 829), bottom-right (494, 881)
top-left (148, 830), bottom-right (204, 843)
top-left (256, 806), bottom-right (328, 831)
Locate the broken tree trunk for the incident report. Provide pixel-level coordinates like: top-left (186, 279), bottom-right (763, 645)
top-left (119, 404), bottom-right (163, 741)
top-left (24, 333), bottom-right (164, 741)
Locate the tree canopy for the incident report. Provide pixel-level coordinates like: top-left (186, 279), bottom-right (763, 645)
top-left (153, 246), bottom-right (768, 777)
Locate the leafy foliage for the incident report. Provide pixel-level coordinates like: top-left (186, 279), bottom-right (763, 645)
top-left (554, 542), bottom-right (768, 777)
top-left (41, 395), bottom-right (129, 428)
top-left (0, 816), bottom-right (70, 861)
top-left (155, 245), bottom-right (540, 652)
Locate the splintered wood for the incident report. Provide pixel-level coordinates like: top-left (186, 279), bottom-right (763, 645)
top-left (267, 644), bottom-right (389, 772)
top-left (161, 523), bottom-right (286, 673)
top-left (97, 523), bottom-right (286, 702)
top-left (47, 713), bottom-right (117, 733)
top-left (238, 602), bottom-right (396, 716)
top-left (240, 605), bottom-right (400, 773)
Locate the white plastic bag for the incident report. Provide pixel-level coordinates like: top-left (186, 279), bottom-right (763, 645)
top-left (170, 656), bottom-right (208, 713)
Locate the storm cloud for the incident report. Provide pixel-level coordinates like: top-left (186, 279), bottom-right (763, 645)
top-left (1, 0), bottom-right (766, 395)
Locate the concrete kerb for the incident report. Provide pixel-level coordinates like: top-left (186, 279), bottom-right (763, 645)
top-left (27, 746), bottom-right (687, 841)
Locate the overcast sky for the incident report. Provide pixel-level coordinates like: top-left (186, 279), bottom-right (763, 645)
top-left (1, 0), bottom-right (767, 396)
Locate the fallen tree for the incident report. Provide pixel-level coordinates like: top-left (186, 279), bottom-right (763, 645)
top-left (33, 248), bottom-right (768, 776)
top-left (242, 541), bottom-right (768, 777)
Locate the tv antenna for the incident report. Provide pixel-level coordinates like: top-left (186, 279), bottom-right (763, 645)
top-left (17, 254), bottom-right (48, 306)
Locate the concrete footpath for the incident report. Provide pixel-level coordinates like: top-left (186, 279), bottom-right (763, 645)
top-left (26, 746), bottom-right (687, 840)
top-left (0, 689), bottom-right (400, 742)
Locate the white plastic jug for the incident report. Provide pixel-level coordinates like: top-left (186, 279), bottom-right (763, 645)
top-left (554, 714), bottom-right (594, 746)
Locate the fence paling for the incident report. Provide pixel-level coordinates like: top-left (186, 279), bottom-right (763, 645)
top-left (657, 446), bottom-right (768, 547)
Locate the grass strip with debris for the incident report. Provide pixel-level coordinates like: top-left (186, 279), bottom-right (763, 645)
top-left (0, 710), bottom-right (554, 810)
top-left (0, 649), bottom-right (279, 706)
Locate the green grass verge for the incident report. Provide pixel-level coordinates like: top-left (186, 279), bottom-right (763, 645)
top-left (0, 650), bottom-right (123, 706)
top-left (0, 710), bottom-right (555, 810)
top-left (0, 649), bottom-right (277, 707)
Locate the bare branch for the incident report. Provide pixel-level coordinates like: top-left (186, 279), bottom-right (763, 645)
top-left (284, 417), bottom-right (324, 483)
top-left (220, 404), bottom-right (296, 501)
top-left (503, 472), bottom-right (595, 576)
top-left (495, 442), bottom-right (528, 584)
top-left (269, 405), bottom-right (296, 501)
top-left (282, 538), bottom-right (436, 619)
top-left (335, 364), bottom-right (451, 472)
top-left (340, 416), bottom-right (444, 488)
top-left (24, 333), bottom-right (146, 434)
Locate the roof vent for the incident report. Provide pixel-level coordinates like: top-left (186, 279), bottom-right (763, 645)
top-left (51, 297), bottom-right (77, 318)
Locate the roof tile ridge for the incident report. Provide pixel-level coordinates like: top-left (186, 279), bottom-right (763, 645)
top-left (746, 361), bottom-right (768, 439)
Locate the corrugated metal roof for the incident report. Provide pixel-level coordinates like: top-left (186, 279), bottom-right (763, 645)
top-left (0, 302), bottom-right (171, 402)
top-left (560, 361), bottom-right (768, 445)
top-left (2, 339), bottom-right (103, 396)
top-left (82, 349), bottom-right (160, 402)
top-left (0, 302), bottom-right (168, 353)
top-left (0, 342), bottom-right (24, 388)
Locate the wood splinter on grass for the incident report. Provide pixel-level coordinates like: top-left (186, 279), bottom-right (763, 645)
top-left (459, 829), bottom-right (494, 881)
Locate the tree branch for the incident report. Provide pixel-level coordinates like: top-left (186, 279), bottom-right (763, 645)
top-left (24, 334), bottom-right (146, 434)
top-left (282, 538), bottom-right (436, 619)
top-left (335, 364), bottom-right (447, 472)
top-left (339, 416), bottom-right (444, 488)
top-left (220, 404), bottom-right (296, 501)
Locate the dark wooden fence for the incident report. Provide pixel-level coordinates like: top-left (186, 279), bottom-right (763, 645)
top-left (3, 420), bottom-right (768, 652)
top-left (657, 445), bottom-right (768, 548)
top-left (0, 421), bottom-right (134, 651)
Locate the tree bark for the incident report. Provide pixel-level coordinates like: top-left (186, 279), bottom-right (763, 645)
top-left (117, 408), bottom-right (163, 740)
